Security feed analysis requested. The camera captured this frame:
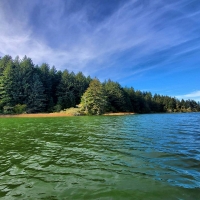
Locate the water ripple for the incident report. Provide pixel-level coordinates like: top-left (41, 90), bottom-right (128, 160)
top-left (0, 113), bottom-right (200, 199)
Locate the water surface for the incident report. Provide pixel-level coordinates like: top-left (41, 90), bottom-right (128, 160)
top-left (0, 113), bottom-right (200, 199)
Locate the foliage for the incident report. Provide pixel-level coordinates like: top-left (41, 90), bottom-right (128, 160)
top-left (56, 70), bottom-right (76, 110)
top-left (81, 79), bottom-right (107, 115)
top-left (0, 55), bottom-right (90, 114)
top-left (13, 104), bottom-right (27, 114)
top-left (3, 106), bottom-right (14, 114)
top-left (0, 55), bottom-right (199, 115)
top-left (59, 107), bottom-right (83, 116)
top-left (103, 80), bottom-right (132, 112)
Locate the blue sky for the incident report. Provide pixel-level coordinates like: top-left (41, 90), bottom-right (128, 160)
top-left (0, 0), bottom-right (200, 101)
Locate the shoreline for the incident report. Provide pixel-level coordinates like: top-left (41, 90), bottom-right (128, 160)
top-left (0, 113), bottom-right (75, 118)
top-left (0, 112), bottom-right (197, 118)
top-left (0, 112), bottom-right (136, 118)
top-left (103, 112), bottom-right (135, 116)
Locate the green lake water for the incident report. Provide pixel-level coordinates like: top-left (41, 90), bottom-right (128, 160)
top-left (0, 113), bottom-right (200, 199)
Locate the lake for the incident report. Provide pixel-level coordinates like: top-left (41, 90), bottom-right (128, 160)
top-left (0, 113), bottom-right (200, 199)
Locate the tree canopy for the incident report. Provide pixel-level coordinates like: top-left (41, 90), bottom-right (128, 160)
top-left (0, 55), bottom-right (199, 115)
top-left (81, 79), bottom-right (107, 115)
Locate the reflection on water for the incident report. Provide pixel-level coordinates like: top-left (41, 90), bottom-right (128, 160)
top-left (0, 113), bottom-right (200, 199)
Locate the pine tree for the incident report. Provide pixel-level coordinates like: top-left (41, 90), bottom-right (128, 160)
top-left (26, 73), bottom-right (45, 113)
top-left (0, 59), bottom-right (16, 108)
top-left (104, 79), bottom-right (130, 112)
top-left (38, 63), bottom-right (52, 111)
top-left (56, 70), bottom-right (76, 110)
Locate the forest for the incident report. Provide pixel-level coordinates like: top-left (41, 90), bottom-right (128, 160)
top-left (0, 55), bottom-right (200, 115)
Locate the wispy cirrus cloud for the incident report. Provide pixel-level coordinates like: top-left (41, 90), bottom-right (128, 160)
top-left (176, 91), bottom-right (200, 102)
top-left (0, 0), bottom-right (200, 79)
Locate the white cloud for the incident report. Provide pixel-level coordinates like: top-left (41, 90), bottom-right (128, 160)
top-left (176, 91), bottom-right (200, 102)
top-left (0, 0), bottom-right (200, 78)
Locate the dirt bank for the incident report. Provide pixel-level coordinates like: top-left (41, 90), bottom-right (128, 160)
top-left (103, 112), bottom-right (135, 116)
top-left (0, 112), bottom-right (136, 118)
top-left (0, 113), bottom-right (75, 118)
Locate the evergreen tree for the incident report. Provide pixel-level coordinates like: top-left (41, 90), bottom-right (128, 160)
top-left (49, 66), bottom-right (61, 109)
top-left (0, 54), bottom-right (199, 115)
top-left (19, 56), bottom-right (35, 107)
top-left (0, 55), bottom-right (12, 76)
top-left (38, 63), bottom-right (52, 111)
top-left (104, 80), bottom-right (131, 112)
top-left (56, 70), bottom-right (76, 110)
top-left (74, 72), bottom-right (90, 104)
top-left (124, 87), bottom-right (138, 112)
top-left (81, 79), bottom-right (107, 115)
top-left (0, 59), bottom-right (15, 109)
top-left (26, 73), bottom-right (45, 113)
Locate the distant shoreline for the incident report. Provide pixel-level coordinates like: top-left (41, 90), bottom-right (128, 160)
top-left (0, 112), bottom-right (136, 118)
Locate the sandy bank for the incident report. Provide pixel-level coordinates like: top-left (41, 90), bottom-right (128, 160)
top-left (103, 112), bottom-right (135, 116)
top-left (0, 113), bottom-right (75, 118)
top-left (0, 112), bottom-right (136, 118)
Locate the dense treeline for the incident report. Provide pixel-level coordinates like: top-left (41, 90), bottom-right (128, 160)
top-left (0, 55), bottom-right (91, 114)
top-left (81, 79), bottom-right (200, 115)
top-left (0, 55), bottom-right (199, 115)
